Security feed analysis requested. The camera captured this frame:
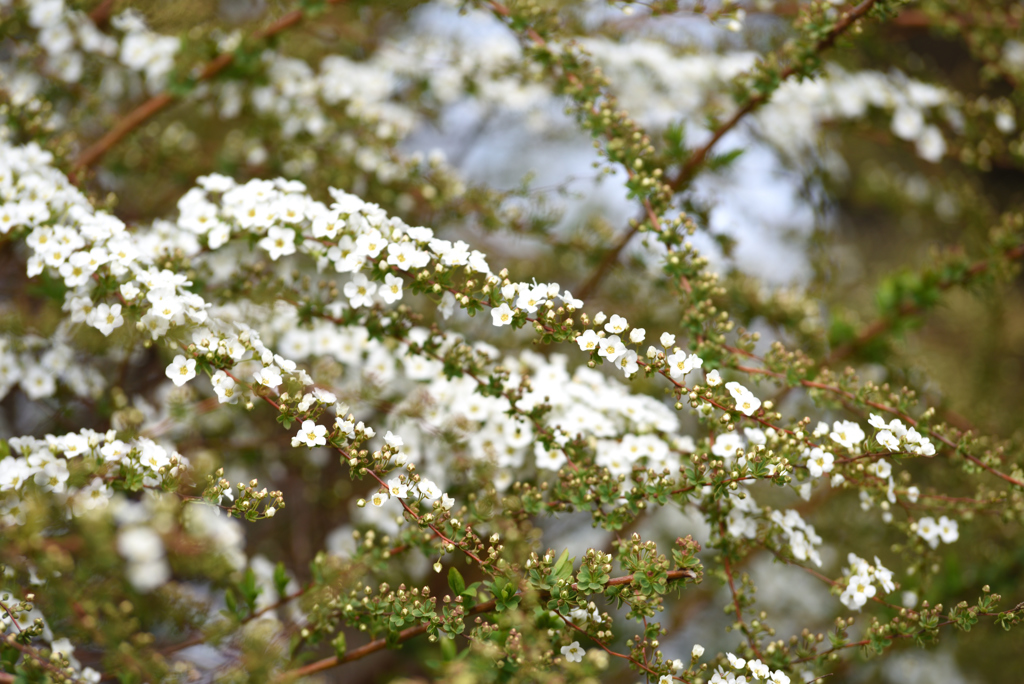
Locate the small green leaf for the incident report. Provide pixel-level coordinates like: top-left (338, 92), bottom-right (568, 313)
top-left (448, 567), bottom-right (466, 597)
top-left (551, 549), bottom-right (573, 582)
top-left (331, 632), bottom-right (346, 657)
top-left (273, 562), bottom-right (289, 598)
top-left (239, 567), bottom-right (262, 614)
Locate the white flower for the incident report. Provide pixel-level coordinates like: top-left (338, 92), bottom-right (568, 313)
top-left (873, 557), bottom-right (895, 593)
top-left (869, 459), bottom-right (892, 479)
top-left (734, 390), bottom-right (761, 416)
top-left (370, 491), bottom-right (388, 507)
top-left (560, 290), bottom-right (583, 309)
top-left (387, 477), bottom-right (408, 498)
top-left (120, 282), bottom-right (141, 301)
top-left (253, 364), bottom-right (283, 389)
top-left (916, 516), bottom-right (940, 548)
top-left (148, 292), bottom-right (182, 320)
top-left (616, 350), bottom-right (639, 377)
top-left (806, 448), bottom-right (834, 477)
top-left (659, 332), bottom-right (676, 347)
top-left (891, 106), bottom-right (924, 140)
top-left (386, 241), bottom-right (429, 271)
top-left (596, 335), bottom-right (626, 362)
top-left (492, 303), bottom-right (515, 327)
top-left (916, 125), bottom-right (946, 163)
top-left (166, 355), bottom-right (196, 387)
top-left (726, 652), bottom-right (746, 670)
top-left (830, 420), bottom-right (866, 450)
top-left (379, 273), bottom-right (404, 304)
top-left (868, 413), bottom-right (887, 429)
top-left (629, 327), bottom-right (646, 343)
top-left (876, 429), bottom-right (900, 451)
top-left (725, 381), bottom-right (760, 416)
top-left (37, 459), bottom-right (70, 492)
top-left (575, 329), bottom-right (600, 352)
top-left (937, 515), bottom-right (959, 544)
top-left (666, 351), bottom-right (702, 380)
top-left (995, 111), bottom-right (1016, 134)
top-left (295, 420), bottom-right (327, 447)
top-left (515, 284), bottom-right (548, 313)
top-left (712, 433), bottom-right (745, 461)
top-left (416, 479), bottom-right (442, 500)
top-left (560, 641), bottom-right (584, 663)
top-left (535, 443), bottom-right (568, 471)
top-left (692, 644), bottom-right (704, 658)
top-left (604, 314), bottom-right (628, 334)
top-left (212, 371), bottom-right (238, 404)
top-left (748, 659), bottom-right (769, 679)
top-left (439, 291), bottom-right (456, 319)
top-left (258, 226), bottom-right (297, 260)
top-left (344, 274), bottom-right (377, 308)
top-left (705, 369), bottom-right (722, 386)
top-left (840, 573), bottom-right (876, 610)
top-left (312, 212), bottom-right (344, 239)
top-left (355, 229), bottom-right (386, 258)
top-left (89, 303), bottom-right (124, 336)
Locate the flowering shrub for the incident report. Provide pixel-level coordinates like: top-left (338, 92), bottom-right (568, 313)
top-left (1, 0), bottom-right (1023, 683)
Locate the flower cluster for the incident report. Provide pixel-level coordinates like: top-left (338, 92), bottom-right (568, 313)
top-left (916, 515), bottom-right (960, 549)
top-left (868, 414), bottom-right (937, 456)
top-left (839, 553), bottom-right (897, 611)
top-left (0, 2), bottom-right (1021, 683)
top-left (0, 429), bottom-right (184, 526)
top-left (708, 652), bottom-right (791, 683)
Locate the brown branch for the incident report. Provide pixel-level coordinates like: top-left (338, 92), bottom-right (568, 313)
top-left (826, 243), bottom-right (1024, 365)
top-left (276, 568), bottom-right (694, 680)
top-left (70, 0), bottom-right (349, 177)
top-left (88, 0), bottom-right (115, 27)
top-left (576, 172), bottom-right (666, 301)
top-left (576, 213), bottom-right (644, 301)
top-left (1, 634), bottom-right (84, 683)
top-left (0, 600), bottom-right (23, 634)
top-left (671, 0), bottom-right (883, 192)
top-left (732, 360), bottom-right (1024, 489)
top-left (772, 4), bottom-right (1019, 30)
top-left (577, 0), bottom-right (885, 300)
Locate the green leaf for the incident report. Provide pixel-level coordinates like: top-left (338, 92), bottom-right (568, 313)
top-left (706, 148), bottom-right (744, 172)
top-left (273, 562), bottom-right (289, 598)
top-left (448, 567), bottom-right (466, 597)
top-left (1, 643), bottom-right (18, 670)
top-left (224, 588), bottom-right (238, 617)
top-left (331, 632), bottom-right (346, 656)
top-left (440, 636), bottom-right (457, 661)
top-left (239, 567), bottom-right (262, 614)
top-left (550, 549), bottom-right (573, 583)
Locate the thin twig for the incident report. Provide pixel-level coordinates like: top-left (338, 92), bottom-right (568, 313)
top-left (71, 0), bottom-right (349, 177)
top-left (826, 243), bottom-right (1024, 365)
top-left (276, 569), bottom-right (694, 680)
top-left (577, 0), bottom-right (884, 299)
